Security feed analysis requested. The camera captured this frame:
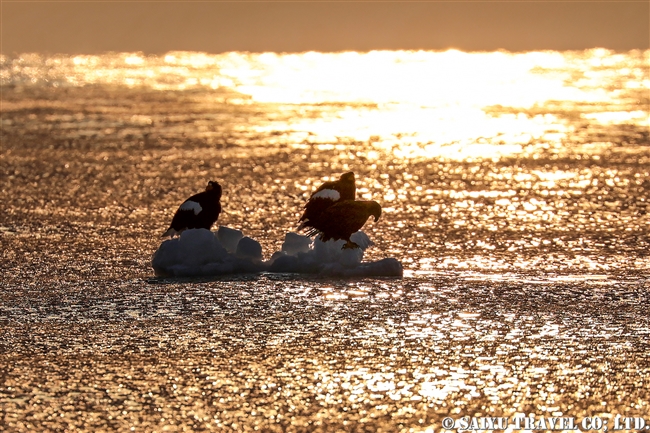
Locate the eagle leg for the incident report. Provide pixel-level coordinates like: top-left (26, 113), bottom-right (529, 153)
top-left (341, 240), bottom-right (360, 250)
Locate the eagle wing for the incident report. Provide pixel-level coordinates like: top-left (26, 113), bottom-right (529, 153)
top-left (314, 201), bottom-right (374, 241)
top-left (299, 181), bottom-right (342, 225)
top-left (299, 174), bottom-right (356, 229)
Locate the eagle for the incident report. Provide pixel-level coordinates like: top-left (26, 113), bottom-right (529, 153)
top-left (298, 172), bottom-right (356, 232)
top-left (304, 200), bottom-right (382, 249)
top-left (162, 180), bottom-right (222, 238)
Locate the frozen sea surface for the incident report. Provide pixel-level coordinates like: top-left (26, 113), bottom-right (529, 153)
top-left (1, 50), bottom-right (649, 431)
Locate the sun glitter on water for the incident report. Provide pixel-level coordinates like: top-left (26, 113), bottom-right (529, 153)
top-left (3, 49), bottom-right (647, 161)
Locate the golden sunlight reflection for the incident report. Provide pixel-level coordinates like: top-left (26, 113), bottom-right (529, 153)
top-left (583, 110), bottom-right (649, 125)
top-left (260, 105), bottom-right (560, 160)
top-left (4, 49), bottom-right (647, 161)
top-left (6, 49), bottom-right (647, 105)
top-left (229, 50), bottom-right (594, 106)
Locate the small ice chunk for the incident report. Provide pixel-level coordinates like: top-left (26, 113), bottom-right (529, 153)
top-left (339, 246), bottom-right (364, 266)
top-left (269, 249), bottom-right (402, 277)
top-left (281, 232), bottom-right (312, 256)
top-left (267, 231), bottom-right (400, 276)
top-left (236, 236), bottom-right (263, 261)
top-left (345, 258), bottom-right (403, 277)
top-left (217, 226), bottom-right (244, 253)
top-left (313, 237), bottom-right (364, 266)
top-left (350, 231), bottom-right (374, 250)
top-left (152, 228), bottom-right (229, 277)
top-left (269, 253), bottom-right (321, 274)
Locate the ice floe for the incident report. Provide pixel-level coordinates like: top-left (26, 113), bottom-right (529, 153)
top-left (152, 227), bottom-right (402, 278)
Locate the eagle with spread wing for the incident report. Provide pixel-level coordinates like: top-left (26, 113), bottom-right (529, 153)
top-left (298, 172), bottom-right (381, 249)
top-left (298, 172), bottom-right (356, 232)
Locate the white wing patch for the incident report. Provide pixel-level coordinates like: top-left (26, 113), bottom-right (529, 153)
top-left (180, 200), bottom-right (202, 215)
top-left (312, 189), bottom-right (340, 201)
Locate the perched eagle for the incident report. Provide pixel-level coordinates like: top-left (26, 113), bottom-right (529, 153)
top-left (162, 181), bottom-right (222, 238)
top-left (304, 200), bottom-right (382, 249)
top-left (298, 172), bottom-right (356, 232)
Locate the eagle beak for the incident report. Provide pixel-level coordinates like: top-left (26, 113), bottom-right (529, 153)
top-left (371, 203), bottom-right (382, 223)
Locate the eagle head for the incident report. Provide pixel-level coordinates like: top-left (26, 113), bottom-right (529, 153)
top-left (340, 172), bottom-right (355, 183)
top-left (206, 181), bottom-right (222, 198)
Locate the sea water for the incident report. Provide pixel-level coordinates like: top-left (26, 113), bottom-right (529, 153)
top-left (1, 49), bottom-right (649, 431)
